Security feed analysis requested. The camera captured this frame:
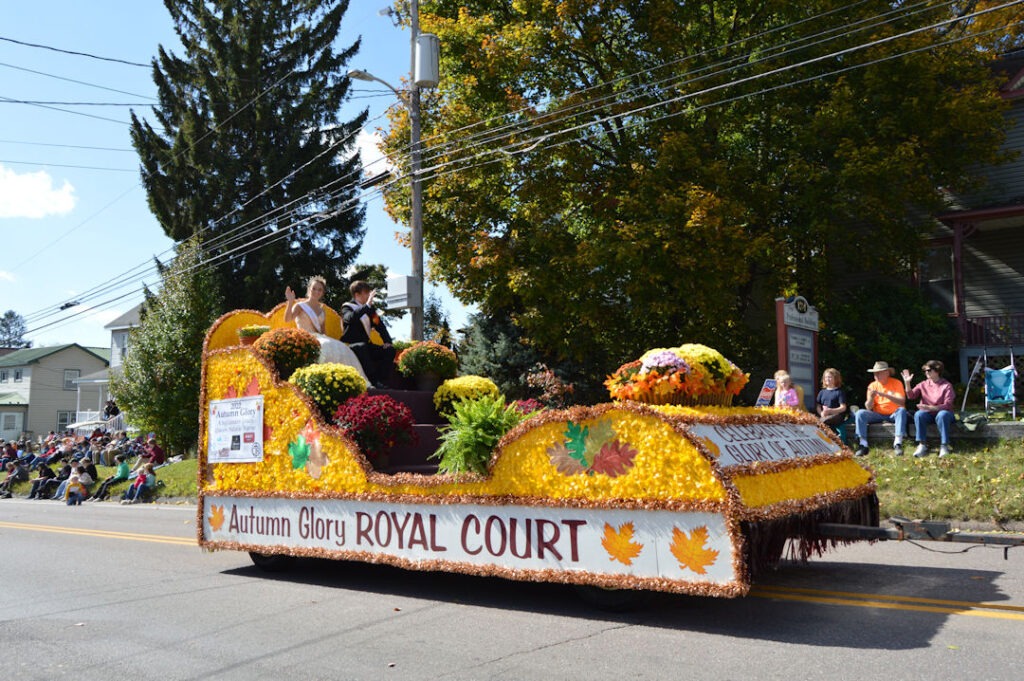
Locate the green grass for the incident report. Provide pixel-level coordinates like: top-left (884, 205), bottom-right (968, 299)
top-left (868, 439), bottom-right (1024, 524)
top-left (8, 446), bottom-right (1024, 525)
top-left (10, 458), bottom-right (197, 502)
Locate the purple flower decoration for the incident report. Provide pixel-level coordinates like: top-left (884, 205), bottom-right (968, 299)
top-left (641, 350), bottom-right (689, 374)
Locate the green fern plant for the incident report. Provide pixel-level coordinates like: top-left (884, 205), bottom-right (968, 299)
top-left (431, 395), bottom-right (527, 475)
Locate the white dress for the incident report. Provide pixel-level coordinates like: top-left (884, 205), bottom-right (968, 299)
top-left (294, 302), bottom-right (369, 383)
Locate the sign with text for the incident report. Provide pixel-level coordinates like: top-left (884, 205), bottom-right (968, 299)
top-left (776, 296), bottom-right (820, 410)
top-left (202, 496), bottom-right (737, 585)
top-left (689, 423), bottom-right (840, 467)
top-left (207, 396), bottom-right (264, 462)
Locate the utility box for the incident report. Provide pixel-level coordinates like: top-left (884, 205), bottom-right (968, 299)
top-left (415, 33), bottom-right (440, 88)
top-left (387, 275), bottom-right (421, 310)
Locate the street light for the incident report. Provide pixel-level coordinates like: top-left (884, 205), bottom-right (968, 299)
top-left (349, 8), bottom-right (438, 341)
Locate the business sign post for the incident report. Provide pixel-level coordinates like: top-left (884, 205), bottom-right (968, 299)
top-left (775, 296), bottom-right (819, 411)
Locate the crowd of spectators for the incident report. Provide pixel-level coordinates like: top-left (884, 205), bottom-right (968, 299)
top-left (0, 428), bottom-right (165, 503)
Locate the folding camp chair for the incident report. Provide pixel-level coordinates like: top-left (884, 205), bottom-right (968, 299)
top-left (984, 364), bottom-right (1017, 419)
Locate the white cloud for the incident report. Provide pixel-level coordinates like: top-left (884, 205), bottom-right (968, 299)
top-left (0, 164), bottom-right (76, 219)
top-left (0, 271), bottom-right (14, 282)
top-left (355, 129), bottom-right (394, 178)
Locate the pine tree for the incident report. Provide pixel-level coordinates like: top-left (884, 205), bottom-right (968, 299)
top-left (0, 311), bottom-right (31, 348)
top-left (110, 238), bottom-right (222, 455)
top-left (131, 0), bottom-right (367, 311)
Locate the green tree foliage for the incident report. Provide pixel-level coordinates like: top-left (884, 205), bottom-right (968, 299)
top-left (458, 312), bottom-right (543, 399)
top-left (819, 282), bottom-right (959, 400)
top-left (382, 1), bottom-right (1015, 376)
top-left (423, 291), bottom-right (453, 346)
top-left (110, 239), bottom-right (222, 455)
top-left (131, 0), bottom-right (367, 311)
top-left (0, 311), bottom-right (31, 348)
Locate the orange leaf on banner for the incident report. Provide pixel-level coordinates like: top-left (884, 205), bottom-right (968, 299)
top-left (209, 505), bottom-right (225, 532)
top-left (669, 525), bottom-right (719, 575)
top-left (601, 522), bottom-right (643, 565)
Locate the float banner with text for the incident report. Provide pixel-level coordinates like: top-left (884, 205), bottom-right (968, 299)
top-left (207, 396), bottom-right (264, 463)
top-left (689, 423), bottom-right (840, 467)
top-left (203, 496), bottom-right (737, 584)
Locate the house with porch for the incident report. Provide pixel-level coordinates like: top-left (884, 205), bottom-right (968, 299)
top-left (923, 51), bottom-right (1024, 381)
top-left (0, 344), bottom-right (110, 441)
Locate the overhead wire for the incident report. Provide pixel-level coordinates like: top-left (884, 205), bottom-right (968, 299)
top-left (20, 1), bottom-right (1019, 333)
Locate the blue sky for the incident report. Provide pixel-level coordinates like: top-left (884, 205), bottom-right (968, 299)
top-left (0, 0), bottom-right (470, 349)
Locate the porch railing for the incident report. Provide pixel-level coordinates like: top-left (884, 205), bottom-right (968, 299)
top-left (963, 314), bottom-right (1024, 347)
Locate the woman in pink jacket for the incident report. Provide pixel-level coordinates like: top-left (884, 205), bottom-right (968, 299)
top-left (901, 360), bottom-right (956, 458)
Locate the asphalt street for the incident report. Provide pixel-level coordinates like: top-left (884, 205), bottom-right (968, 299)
top-left (1, 499), bottom-right (1022, 681)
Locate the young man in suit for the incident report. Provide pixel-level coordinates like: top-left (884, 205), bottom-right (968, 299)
top-left (341, 281), bottom-right (396, 388)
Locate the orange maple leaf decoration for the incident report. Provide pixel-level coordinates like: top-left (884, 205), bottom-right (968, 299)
top-left (209, 504), bottom-right (225, 532)
top-left (222, 385), bottom-right (237, 399)
top-left (669, 525), bottom-right (719, 575)
top-left (601, 522), bottom-right (644, 566)
top-left (243, 375), bottom-right (261, 396)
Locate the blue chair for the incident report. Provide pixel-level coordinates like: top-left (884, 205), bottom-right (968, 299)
top-left (984, 366), bottom-right (1017, 419)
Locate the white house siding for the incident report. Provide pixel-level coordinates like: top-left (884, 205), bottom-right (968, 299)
top-left (26, 348), bottom-right (107, 437)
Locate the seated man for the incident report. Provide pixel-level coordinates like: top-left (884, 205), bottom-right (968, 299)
top-left (854, 361), bottom-right (908, 457)
top-left (340, 280), bottom-right (396, 389)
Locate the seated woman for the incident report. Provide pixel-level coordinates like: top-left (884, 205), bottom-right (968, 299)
top-left (284, 276), bottom-right (369, 383)
top-left (901, 360), bottom-right (955, 458)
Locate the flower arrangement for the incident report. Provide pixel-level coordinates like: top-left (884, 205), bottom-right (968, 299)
top-left (396, 340), bottom-right (459, 379)
top-left (605, 344), bottom-right (749, 405)
top-left (434, 375), bottom-right (501, 418)
top-left (237, 324), bottom-right (271, 339)
top-left (512, 398), bottom-right (544, 415)
top-left (333, 394), bottom-right (417, 462)
top-left (289, 364), bottom-right (367, 420)
top-left (252, 327), bottom-right (320, 380)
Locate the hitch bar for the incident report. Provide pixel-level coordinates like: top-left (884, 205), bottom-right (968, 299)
top-left (816, 518), bottom-right (1024, 547)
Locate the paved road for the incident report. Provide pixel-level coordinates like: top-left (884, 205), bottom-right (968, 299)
top-left (2, 499), bottom-right (1022, 680)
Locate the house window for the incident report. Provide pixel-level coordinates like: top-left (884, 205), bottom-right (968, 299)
top-left (63, 369), bottom-right (80, 390)
top-left (2, 414), bottom-right (16, 431)
top-left (0, 370), bottom-right (7, 383)
top-left (920, 246), bottom-right (954, 314)
top-left (56, 411), bottom-right (74, 432)
top-left (13, 369), bottom-right (22, 382)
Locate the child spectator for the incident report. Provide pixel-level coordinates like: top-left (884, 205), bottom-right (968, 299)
top-left (121, 463), bottom-right (156, 504)
top-left (64, 474), bottom-right (88, 505)
top-left (773, 370), bottom-right (803, 410)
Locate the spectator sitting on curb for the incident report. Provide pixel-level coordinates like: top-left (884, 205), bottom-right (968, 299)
top-left (27, 462), bottom-right (56, 499)
top-left (854, 361), bottom-right (908, 457)
top-left (91, 454), bottom-right (131, 502)
top-left (902, 359), bottom-right (956, 459)
top-left (121, 463), bottom-right (156, 504)
top-left (1, 461), bottom-right (29, 498)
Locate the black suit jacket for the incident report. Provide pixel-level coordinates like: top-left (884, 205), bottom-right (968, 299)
top-left (340, 302), bottom-right (393, 345)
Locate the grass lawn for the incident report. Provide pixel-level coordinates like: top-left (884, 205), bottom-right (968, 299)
top-left (867, 438), bottom-right (1024, 524)
top-left (8, 444), bottom-right (1024, 524)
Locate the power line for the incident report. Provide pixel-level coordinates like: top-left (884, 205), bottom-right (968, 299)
top-left (0, 159), bottom-right (135, 172)
top-left (0, 61), bottom-right (156, 99)
top-left (0, 34), bottom-right (150, 67)
top-left (0, 139), bottom-right (135, 152)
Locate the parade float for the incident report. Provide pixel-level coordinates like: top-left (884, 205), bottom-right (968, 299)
top-left (197, 306), bottom-right (878, 599)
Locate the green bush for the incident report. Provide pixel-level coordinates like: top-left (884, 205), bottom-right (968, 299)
top-left (431, 395), bottom-right (528, 475)
top-left (237, 324), bottom-right (271, 339)
top-left (252, 327), bottom-right (320, 380)
top-left (289, 363), bottom-right (367, 420)
top-left (818, 282), bottom-right (959, 399)
top-left (433, 375), bottom-right (501, 418)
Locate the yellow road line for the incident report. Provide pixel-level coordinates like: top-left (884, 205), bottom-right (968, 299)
top-left (0, 520), bottom-right (195, 546)
top-left (750, 587), bottom-right (1024, 620)
top-left (755, 584), bottom-right (1024, 613)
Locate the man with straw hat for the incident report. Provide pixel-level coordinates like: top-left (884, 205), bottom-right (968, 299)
top-left (853, 360), bottom-right (908, 457)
